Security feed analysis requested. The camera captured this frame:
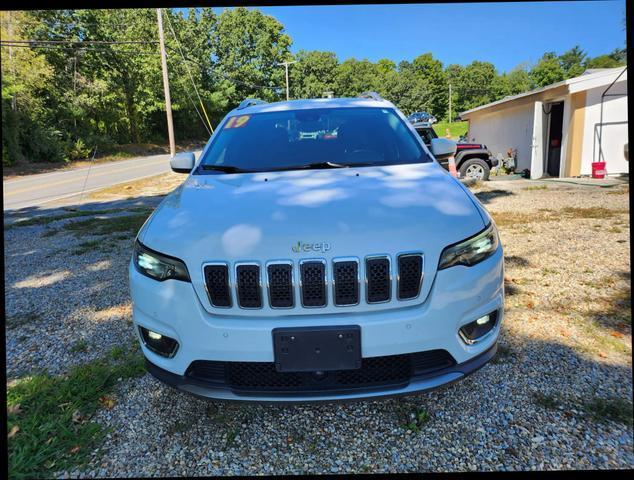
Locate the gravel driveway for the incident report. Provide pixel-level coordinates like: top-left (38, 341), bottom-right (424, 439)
top-left (4, 175), bottom-right (632, 475)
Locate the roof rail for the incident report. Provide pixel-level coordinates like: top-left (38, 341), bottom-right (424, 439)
top-left (237, 98), bottom-right (267, 110)
top-left (357, 91), bottom-right (383, 101)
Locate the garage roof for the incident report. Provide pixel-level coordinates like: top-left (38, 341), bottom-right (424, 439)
top-left (460, 67), bottom-right (627, 118)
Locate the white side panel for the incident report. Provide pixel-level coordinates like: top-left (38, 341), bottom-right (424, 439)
top-left (466, 103), bottom-right (535, 172)
top-left (580, 80), bottom-right (629, 175)
top-left (530, 101), bottom-right (545, 179)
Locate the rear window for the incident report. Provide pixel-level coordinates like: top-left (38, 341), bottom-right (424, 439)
top-left (197, 107), bottom-right (431, 173)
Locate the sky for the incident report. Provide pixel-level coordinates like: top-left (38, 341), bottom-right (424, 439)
top-left (212, 1), bottom-right (626, 73)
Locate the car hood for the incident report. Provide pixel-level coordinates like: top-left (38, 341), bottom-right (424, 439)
top-left (139, 162), bottom-right (487, 316)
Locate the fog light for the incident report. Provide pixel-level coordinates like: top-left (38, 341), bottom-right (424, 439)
top-left (139, 326), bottom-right (179, 358)
top-left (459, 311), bottom-right (498, 345)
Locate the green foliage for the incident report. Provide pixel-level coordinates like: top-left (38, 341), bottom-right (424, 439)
top-left (529, 52), bottom-right (565, 88)
top-left (7, 346), bottom-right (146, 479)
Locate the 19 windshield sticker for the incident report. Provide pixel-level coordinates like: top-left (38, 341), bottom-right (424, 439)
top-left (224, 115), bottom-right (251, 129)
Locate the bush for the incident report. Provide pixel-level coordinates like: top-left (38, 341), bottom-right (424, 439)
top-left (68, 139), bottom-right (92, 161)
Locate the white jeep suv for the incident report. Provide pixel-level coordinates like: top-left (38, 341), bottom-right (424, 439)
top-left (130, 94), bottom-right (504, 403)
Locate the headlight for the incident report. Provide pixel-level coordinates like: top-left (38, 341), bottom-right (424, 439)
top-left (438, 223), bottom-right (499, 270)
top-left (133, 240), bottom-right (190, 282)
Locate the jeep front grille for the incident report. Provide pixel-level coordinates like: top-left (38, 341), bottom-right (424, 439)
top-left (332, 259), bottom-right (359, 306)
top-left (398, 254), bottom-right (424, 300)
top-left (366, 256), bottom-right (391, 303)
top-left (300, 260), bottom-right (327, 307)
top-left (235, 264), bottom-right (262, 309)
top-left (203, 264), bottom-right (231, 307)
top-left (202, 253), bottom-right (424, 310)
top-left (267, 263), bottom-right (294, 308)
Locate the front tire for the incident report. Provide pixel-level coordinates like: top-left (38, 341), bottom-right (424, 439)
top-left (459, 158), bottom-right (490, 181)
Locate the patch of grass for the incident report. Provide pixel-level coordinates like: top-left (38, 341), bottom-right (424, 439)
top-left (522, 185), bottom-right (548, 191)
top-left (62, 213), bottom-right (150, 237)
top-left (432, 121), bottom-right (468, 139)
top-left (69, 340), bottom-right (88, 354)
top-left (41, 229), bottom-right (59, 238)
top-left (9, 209), bottom-right (122, 228)
top-left (607, 186), bottom-right (629, 195)
top-left (225, 427), bottom-right (239, 448)
top-left (492, 206), bottom-right (628, 230)
top-left (608, 226), bottom-right (623, 233)
top-left (71, 240), bottom-right (103, 256)
top-left (560, 206), bottom-right (628, 219)
top-left (7, 347), bottom-right (146, 479)
top-left (402, 408), bottom-right (431, 432)
top-left (108, 346), bottom-right (126, 361)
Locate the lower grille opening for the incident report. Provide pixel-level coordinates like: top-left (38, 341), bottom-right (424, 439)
top-left (185, 349), bottom-right (456, 395)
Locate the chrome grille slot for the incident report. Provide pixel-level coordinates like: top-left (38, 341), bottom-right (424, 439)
top-left (267, 263), bottom-right (294, 308)
top-left (366, 256), bottom-right (391, 303)
top-left (333, 259), bottom-right (359, 306)
top-left (300, 260), bottom-right (327, 307)
top-left (203, 264), bottom-right (232, 307)
top-left (236, 264), bottom-right (262, 309)
top-left (397, 253), bottom-right (423, 300)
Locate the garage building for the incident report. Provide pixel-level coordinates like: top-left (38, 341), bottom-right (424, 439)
top-left (459, 67), bottom-right (628, 179)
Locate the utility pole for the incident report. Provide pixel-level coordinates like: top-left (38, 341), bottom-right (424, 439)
top-left (277, 60), bottom-right (297, 101)
top-left (157, 8), bottom-right (175, 158)
top-left (448, 83), bottom-right (452, 124)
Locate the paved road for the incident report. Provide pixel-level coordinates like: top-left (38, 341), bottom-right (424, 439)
top-left (3, 153), bottom-right (197, 211)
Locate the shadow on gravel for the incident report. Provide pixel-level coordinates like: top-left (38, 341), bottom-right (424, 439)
top-left (474, 189), bottom-right (514, 204)
top-left (505, 255), bottom-right (531, 268)
top-left (4, 193), bottom-right (169, 378)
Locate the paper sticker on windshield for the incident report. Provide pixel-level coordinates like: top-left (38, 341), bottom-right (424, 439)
top-left (224, 115), bottom-right (251, 129)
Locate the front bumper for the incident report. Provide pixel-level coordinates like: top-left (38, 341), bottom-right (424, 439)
top-left (130, 246), bottom-right (504, 402)
top-left (144, 341), bottom-right (497, 404)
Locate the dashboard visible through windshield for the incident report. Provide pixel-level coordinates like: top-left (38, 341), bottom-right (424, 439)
top-left (197, 107), bottom-right (432, 174)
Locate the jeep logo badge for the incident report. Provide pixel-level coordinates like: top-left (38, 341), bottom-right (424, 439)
top-left (292, 241), bottom-right (332, 253)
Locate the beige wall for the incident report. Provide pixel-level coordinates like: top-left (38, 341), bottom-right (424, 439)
top-left (564, 91), bottom-right (586, 176)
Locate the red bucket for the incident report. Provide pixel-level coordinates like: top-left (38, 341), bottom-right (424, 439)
top-left (591, 161), bottom-right (606, 179)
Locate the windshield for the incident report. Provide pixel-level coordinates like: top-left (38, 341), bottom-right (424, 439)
top-left (197, 107), bottom-right (432, 173)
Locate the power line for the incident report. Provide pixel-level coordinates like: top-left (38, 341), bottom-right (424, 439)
top-left (0, 43), bottom-right (158, 55)
top-left (1, 39), bottom-right (158, 45)
top-left (163, 12), bottom-right (213, 134)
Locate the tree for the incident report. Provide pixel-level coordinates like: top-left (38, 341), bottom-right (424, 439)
top-left (450, 61), bottom-right (497, 113)
top-left (410, 53), bottom-right (448, 119)
top-left (529, 52), bottom-right (565, 88)
top-left (559, 45), bottom-right (587, 78)
top-left (585, 48), bottom-right (627, 69)
top-left (333, 58), bottom-right (382, 97)
top-left (289, 50), bottom-right (338, 99)
top-left (212, 7), bottom-right (291, 105)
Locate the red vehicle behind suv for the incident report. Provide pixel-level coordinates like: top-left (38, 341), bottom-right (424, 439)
top-left (413, 122), bottom-right (497, 180)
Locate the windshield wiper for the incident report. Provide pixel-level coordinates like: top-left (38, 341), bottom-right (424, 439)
top-left (200, 165), bottom-right (251, 174)
top-left (270, 161), bottom-right (373, 171)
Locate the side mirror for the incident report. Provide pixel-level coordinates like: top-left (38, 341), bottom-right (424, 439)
top-left (170, 152), bottom-right (196, 174)
top-left (430, 138), bottom-right (457, 160)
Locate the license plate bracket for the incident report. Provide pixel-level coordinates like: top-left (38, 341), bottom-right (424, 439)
top-left (272, 325), bottom-right (361, 372)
